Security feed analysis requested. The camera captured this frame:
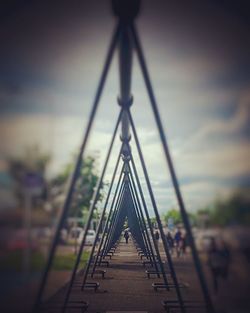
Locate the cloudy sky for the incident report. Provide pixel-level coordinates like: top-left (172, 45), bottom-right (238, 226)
top-left (0, 0), bottom-right (249, 214)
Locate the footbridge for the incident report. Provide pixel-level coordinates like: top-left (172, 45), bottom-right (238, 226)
top-left (33, 1), bottom-right (214, 312)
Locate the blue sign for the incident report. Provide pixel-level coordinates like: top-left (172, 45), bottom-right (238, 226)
top-left (168, 217), bottom-right (174, 230)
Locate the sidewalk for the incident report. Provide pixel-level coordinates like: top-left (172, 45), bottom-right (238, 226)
top-left (47, 239), bottom-right (203, 313)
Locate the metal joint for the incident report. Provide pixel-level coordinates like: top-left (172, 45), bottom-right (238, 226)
top-left (117, 95), bottom-right (133, 108)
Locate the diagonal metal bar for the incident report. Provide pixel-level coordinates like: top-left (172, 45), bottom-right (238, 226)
top-left (128, 182), bottom-right (149, 254)
top-left (126, 184), bottom-right (147, 253)
top-left (106, 187), bottom-right (126, 250)
top-left (81, 144), bottom-right (124, 287)
top-left (33, 21), bottom-right (122, 312)
top-left (127, 167), bottom-right (159, 273)
top-left (128, 166), bottom-right (154, 255)
top-left (62, 108), bottom-right (123, 312)
top-left (128, 157), bottom-right (169, 281)
top-left (102, 181), bottom-right (126, 255)
top-left (128, 152), bottom-right (166, 278)
top-left (130, 22), bottom-right (214, 313)
top-left (105, 185), bottom-right (127, 253)
top-left (127, 109), bottom-right (184, 310)
top-left (101, 178), bottom-right (126, 257)
top-left (96, 171), bottom-right (126, 266)
top-left (91, 161), bottom-right (125, 273)
top-left (127, 177), bottom-right (153, 260)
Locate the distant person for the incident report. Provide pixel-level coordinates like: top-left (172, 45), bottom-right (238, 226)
top-left (155, 230), bottom-right (160, 247)
top-left (179, 234), bottom-right (187, 257)
top-left (218, 239), bottom-right (231, 279)
top-left (124, 230), bottom-right (130, 244)
top-left (166, 232), bottom-right (174, 254)
top-left (207, 238), bottom-right (231, 293)
top-left (174, 228), bottom-right (182, 257)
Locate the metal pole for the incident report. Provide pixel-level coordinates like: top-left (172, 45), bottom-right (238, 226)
top-left (128, 168), bottom-right (158, 270)
top-left (128, 110), bottom-right (185, 311)
top-left (127, 184), bottom-right (147, 254)
top-left (127, 178), bottom-right (152, 259)
top-left (105, 185), bottom-right (126, 254)
top-left (33, 22), bottom-right (121, 312)
top-left (101, 178), bottom-right (126, 258)
top-left (91, 163), bottom-right (125, 272)
top-left (62, 109), bottom-right (123, 312)
top-left (130, 23), bottom-right (214, 313)
top-left (96, 172), bottom-right (126, 266)
top-left (81, 147), bottom-right (123, 287)
top-left (129, 154), bottom-right (166, 278)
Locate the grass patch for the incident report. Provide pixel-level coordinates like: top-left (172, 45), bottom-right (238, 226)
top-left (51, 251), bottom-right (89, 271)
top-left (0, 250), bottom-right (89, 271)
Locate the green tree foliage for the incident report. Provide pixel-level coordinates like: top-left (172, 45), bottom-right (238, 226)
top-left (8, 145), bottom-right (50, 202)
top-left (210, 192), bottom-right (250, 226)
top-left (197, 191), bottom-right (250, 226)
top-left (51, 155), bottom-right (100, 219)
top-left (163, 208), bottom-right (197, 227)
top-left (163, 208), bottom-right (181, 225)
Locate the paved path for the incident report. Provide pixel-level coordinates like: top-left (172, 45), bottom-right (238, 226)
top-left (44, 238), bottom-right (250, 313)
top-left (74, 240), bottom-right (167, 313)
top-left (47, 239), bottom-right (205, 313)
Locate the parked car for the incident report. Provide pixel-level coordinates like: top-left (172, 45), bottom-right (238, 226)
top-left (77, 229), bottom-right (96, 245)
top-left (59, 228), bottom-right (68, 244)
top-left (70, 227), bottom-right (83, 239)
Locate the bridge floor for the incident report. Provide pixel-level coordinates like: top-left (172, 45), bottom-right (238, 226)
top-left (76, 240), bottom-right (166, 313)
top-left (47, 239), bottom-right (205, 313)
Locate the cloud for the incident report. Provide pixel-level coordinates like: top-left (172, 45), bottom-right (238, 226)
top-left (1, 0), bottom-right (249, 214)
top-left (182, 88), bottom-right (250, 153)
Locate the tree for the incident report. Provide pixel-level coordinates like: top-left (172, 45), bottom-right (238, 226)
top-left (195, 191), bottom-right (250, 227)
top-left (8, 145), bottom-right (50, 204)
top-left (50, 155), bottom-right (101, 220)
top-left (210, 192), bottom-right (250, 226)
top-left (163, 208), bottom-right (181, 226)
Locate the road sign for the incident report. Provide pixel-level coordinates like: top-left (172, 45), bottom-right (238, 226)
top-left (168, 217), bottom-right (174, 231)
top-left (23, 172), bottom-right (44, 196)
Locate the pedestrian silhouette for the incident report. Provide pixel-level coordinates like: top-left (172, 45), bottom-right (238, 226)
top-left (124, 230), bottom-right (129, 244)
